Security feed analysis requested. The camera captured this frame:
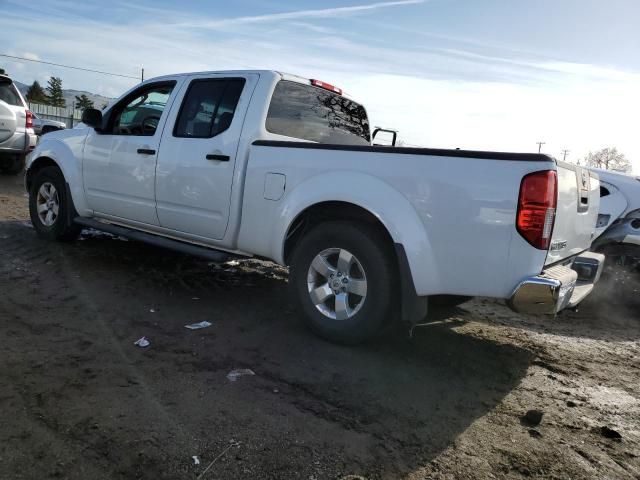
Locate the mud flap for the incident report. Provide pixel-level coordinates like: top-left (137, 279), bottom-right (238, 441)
top-left (64, 182), bottom-right (79, 230)
top-left (394, 243), bottom-right (429, 326)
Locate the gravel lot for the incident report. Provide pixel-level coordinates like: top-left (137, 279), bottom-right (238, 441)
top-left (1, 172), bottom-right (639, 479)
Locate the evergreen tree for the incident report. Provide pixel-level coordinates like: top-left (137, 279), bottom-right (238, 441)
top-left (74, 94), bottom-right (94, 110)
top-left (46, 76), bottom-right (66, 107)
top-left (26, 81), bottom-right (48, 104)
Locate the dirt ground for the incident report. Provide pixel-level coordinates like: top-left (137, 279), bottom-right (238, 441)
top-left (1, 172), bottom-right (639, 480)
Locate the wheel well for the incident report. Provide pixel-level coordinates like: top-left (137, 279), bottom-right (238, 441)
top-left (25, 157), bottom-right (60, 192)
top-left (283, 201), bottom-right (396, 265)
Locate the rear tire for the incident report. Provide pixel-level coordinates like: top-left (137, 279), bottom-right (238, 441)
top-left (29, 166), bottom-right (81, 241)
top-left (289, 221), bottom-right (396, 344)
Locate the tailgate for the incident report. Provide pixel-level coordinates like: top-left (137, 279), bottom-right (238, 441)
top-left (546, 163), bottom-right (599, 265)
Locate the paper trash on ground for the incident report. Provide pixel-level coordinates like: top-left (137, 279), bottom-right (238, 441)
top-left (185, 321), bottom-right (213, 330)
top-left (227, 369), bottom-right (255, 382)
top-left (134, 337), bottom-right (150, 348)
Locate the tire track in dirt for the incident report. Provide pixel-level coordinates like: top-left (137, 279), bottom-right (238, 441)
top-left (2, 218), bottom-right (639, 479)
top-left (0, 222), bottom-right (203, 478)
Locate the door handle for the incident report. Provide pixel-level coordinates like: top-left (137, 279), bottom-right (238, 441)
top-left (137, 148), bottom-right (156, 155)
top-left (206, 154), bottom-right (230, 162)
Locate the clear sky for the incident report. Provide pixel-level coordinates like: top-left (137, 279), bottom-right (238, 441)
top-left (1, 0), bottom-right (638, 170)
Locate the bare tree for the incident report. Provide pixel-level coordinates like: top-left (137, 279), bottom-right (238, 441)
top-left (584, 147), bottom-right (631, 173)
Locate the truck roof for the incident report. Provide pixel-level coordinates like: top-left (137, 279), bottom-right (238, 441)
top-left (145, 70), bottom-right (358, 101)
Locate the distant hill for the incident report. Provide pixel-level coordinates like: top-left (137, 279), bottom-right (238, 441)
top-left (13, 80), bottom-right (113, 109)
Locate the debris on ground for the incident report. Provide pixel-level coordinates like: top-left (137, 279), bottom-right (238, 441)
top-left (185, 321), bottom-right (213, 330)
top-left (192, 455), bottom-right (200, 465)
top-left (197, 440), bottom-right (241, 479)
top-left (522, 409), bottom-right (544, 426)
top-left (226, 369), bottom-right (255, 382)
top-left (79, 228), bottom-right (121, 241)
top-left (528, 429), bottom-right (542, 438)
top-left (134, 337), bottom-right (150, 348)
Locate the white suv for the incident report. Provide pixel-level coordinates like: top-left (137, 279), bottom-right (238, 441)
top-left (0, 74), bottom-right (37, 175)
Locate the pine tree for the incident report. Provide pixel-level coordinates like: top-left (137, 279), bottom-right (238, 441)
top-left (74, 94), bottom-right (94, 110)
top-left (46, 76), bottom-right (66, 107)
top-left (26, 81), bottom-right (48, 104)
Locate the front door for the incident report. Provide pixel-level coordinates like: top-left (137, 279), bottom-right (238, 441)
top-left (155, 74), bottom-right (257, 240)
top-left (83, 80), bottom-right (180, 225)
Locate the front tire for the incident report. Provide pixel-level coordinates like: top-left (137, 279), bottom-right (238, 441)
top-left (289, 221), bottom-right (396, 344)
top-left (29, 166), bottom-right (81, 241)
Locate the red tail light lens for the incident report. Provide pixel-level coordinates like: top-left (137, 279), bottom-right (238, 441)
top-left (516, 170), bottom-right (557, 250)
top-left (26, 110), bottom-right (34, 129)
top-left (310, 79), bottom-right (342, 95)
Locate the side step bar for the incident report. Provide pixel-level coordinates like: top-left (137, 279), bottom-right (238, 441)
top-left (74, 217), bottom-right (235, 263)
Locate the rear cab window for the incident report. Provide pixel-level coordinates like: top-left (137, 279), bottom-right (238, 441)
top-left (266, 80), bottom-right (370, 145)
top-left (0, 80), bottom-right (24, 107)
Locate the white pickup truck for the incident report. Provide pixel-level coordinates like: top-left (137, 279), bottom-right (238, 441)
top-left (25, 70), bottom-right (604, 343)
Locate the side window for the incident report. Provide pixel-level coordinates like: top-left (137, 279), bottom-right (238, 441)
top-left (110, 83), bottom-right (175, 136)
top-left (174, 78), bottom-right (245, 138)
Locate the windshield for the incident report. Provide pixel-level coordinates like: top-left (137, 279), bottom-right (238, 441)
top-left (266, 80), bottom-right (370, 145)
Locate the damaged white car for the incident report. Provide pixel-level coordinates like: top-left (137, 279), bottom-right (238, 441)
top-left (591, 168), bottom-right (640, 269)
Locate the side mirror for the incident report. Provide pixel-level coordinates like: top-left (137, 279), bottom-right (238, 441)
top-left (81, 108), bottom-right (103, 129)
top-left (372, 127), bottom-right (398, 147)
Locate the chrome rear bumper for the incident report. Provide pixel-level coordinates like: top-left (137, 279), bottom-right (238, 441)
top-left (508, 251), bottom-right (605, 315)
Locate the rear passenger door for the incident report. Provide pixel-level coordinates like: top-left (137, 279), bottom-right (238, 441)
top-left (155, 73), bottom-right (258, 240)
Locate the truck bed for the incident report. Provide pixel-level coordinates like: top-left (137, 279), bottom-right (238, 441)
top-left (239, 141), bottom-right (598, 299)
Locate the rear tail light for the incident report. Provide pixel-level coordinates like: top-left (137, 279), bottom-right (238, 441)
top-left (516, 170), bottom-right (557, 250)
top-left (310, 79), bottom-right (342, 95)
top-left (25, 110), bottom-right (33, 129)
